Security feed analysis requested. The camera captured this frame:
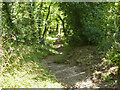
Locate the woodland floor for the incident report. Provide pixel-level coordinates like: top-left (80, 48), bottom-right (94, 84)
top-left (41, 43), bottom-right (118, 88)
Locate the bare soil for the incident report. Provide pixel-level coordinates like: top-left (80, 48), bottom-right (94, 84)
top-left (41, 44), bottom-right (118, 88)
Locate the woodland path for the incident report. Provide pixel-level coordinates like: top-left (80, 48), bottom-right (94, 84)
top-left (41, 44), bottom-right (100, 88)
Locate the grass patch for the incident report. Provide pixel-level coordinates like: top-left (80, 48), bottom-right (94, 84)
top-left (0, 43), bottom-right (62, 88)
top-left (55, 54), bottom-right (65, 63)
top-left (55, 45), bottom-right (72, 63)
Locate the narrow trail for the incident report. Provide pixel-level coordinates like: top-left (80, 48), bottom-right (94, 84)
top-left (41, 44), bottom-right (99, 88)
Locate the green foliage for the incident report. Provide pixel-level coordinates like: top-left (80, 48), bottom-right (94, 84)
top-left (1, 2), bottom-right (64, 88)
top-left (1, 42), bottom-right (61, 88)
top-left (1, 2), bottom-right (119, 88)
top-left (59, 2), bottom-right (118, 46)
top-left (105, 41), bottom-right (120, 86)
top-left (102, 73), bottom-right (112, 81)
top-left (106, 42), bottom-right (120, 66)
top-left (97, 36), bottom-right (115, 51)
top-left (2, 2), bottom-right (63, 45)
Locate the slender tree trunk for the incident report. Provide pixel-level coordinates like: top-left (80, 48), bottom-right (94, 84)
top-left (42, 2), bottom-right (52, 38)
top-left (57, 14), bottom-right (66, 36)
top-left (38, 2), bottom-right (43, 40)
top-left (56, 24), bottom-right (59, 32)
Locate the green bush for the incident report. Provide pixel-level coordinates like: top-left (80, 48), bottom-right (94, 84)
top-left (107, 42), bottom-right (120, 66)
top-left (106, 42), bottom-right (120, 77)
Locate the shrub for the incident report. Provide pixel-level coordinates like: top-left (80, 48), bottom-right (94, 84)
top-left (106, 42), bottom-right (120, 67)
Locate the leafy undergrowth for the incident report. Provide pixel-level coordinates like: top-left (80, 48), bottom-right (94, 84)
top-left (0, 43), bottom-right (62, 88)
top-left (55, 45), bottom-right (118, 88)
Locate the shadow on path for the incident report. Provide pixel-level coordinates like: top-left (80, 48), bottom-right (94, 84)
top-left (41, 44), bottom-right (99, 88)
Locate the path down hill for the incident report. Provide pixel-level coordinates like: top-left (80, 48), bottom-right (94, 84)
top-left (41, 44), bottom-right (100, 88)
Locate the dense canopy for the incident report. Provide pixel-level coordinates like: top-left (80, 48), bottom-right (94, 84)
top-left (0, 1), bottom-right (119, 88)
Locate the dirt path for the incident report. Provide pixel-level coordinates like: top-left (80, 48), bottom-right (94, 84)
top-left (41, 44), bottom-right (100, 88)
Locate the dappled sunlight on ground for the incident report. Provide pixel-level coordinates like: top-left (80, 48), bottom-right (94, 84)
top-left (41, 44), bottom-right (118, 88)
top-left (53, 44), bottom-right (64, 55)
top-left (1, 41), bottom-right (117, 88)
top-left (41, 45), bottom-right (99, 88)
top-left (75, 78), bottom-right (99, 88)
top-left (1, 44), bottom-right (62, 88)
top-left (91, 60), bottom-right (118, 88)
top-left (1, 60), bottom-right (62, 88)
top-left (54, 44), bottom-right (64, 49)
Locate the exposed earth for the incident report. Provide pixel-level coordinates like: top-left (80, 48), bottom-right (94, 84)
top-left (41, 44), bottom-right (118, 88)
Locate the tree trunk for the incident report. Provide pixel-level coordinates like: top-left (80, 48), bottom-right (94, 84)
top-left (42, 2), bottom-right (52, 38)
top-left (57, 14), bottom-right (66, 36)
top-left (56, 24), bottom-right (59, 33)
top-left (38, 2), bottom-right (43, 40)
